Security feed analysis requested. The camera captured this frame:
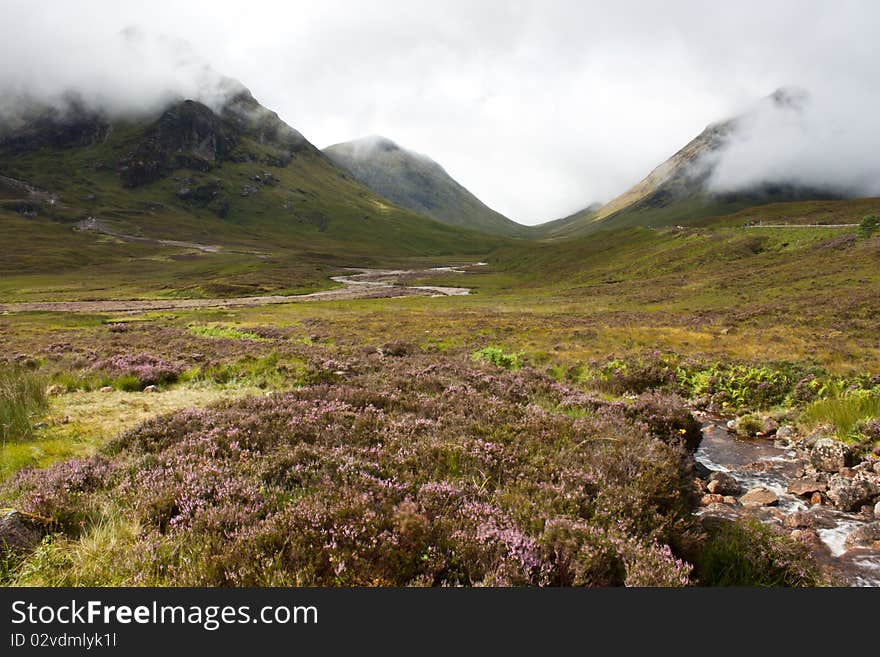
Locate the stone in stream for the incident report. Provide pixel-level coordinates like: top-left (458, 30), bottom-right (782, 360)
top-left (810, 438), bottom-right (853, 473)
top-left (844, 522), bottom-right (880, 550)
top-left (825, 476), bottom-right (879, 512)
top-left (810, 492), bottom-right (824, 506)
top-left (706, 471), bottom-right (742, 496)
top-left (787, 478), bottom-right (827, 497)
top-left (700, 494), bottom-right (725, 506)
top-left (740, 487), bottom-right (779, 508)
top-left (783, 510), bottom-right (836, 529)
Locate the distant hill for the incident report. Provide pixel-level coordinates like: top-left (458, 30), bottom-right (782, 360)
top-left (0, 84), bottom-right (506, 300)
top-left (324, 136), bottom-right (526, 237)
top-left (534, 89), bottom-right (843, 238)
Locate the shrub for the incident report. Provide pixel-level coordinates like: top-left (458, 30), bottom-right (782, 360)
top-left (585, 353), bottom-right (678, 395)
top-left (472, 346), bottom-right (523, 370)
top-left (735, 414), bottom-right (765, 438)
top-left (91, 353), bottom-right (183, 389)
top-left (0, 367), bottom-right (48, 442)
top-left (858, 214), bottom-right (880, 236)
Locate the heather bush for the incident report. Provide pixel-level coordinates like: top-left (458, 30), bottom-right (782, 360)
top-left (2, 355), bottom-right (706, 586)
top-left (92, 353), bottom-right (183, 389)
top-left (585, 353), bottom-right (679, 395)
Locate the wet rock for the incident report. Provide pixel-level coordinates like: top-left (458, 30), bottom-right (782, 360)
top-left (783, 510), bottom-right (836, 529)
top-left (707, 471), bottom-right (742, 496)
top-left (693, 461), bottom-right (713, 480)
top-left (787, 478), bottom-right (827, 497)
top-left (826, 476), bottom-right (879, 512)
top-left (0, 510), bottom-right (53, 556)
top-left (700, 494), bottom-right (725, 506)
top-left (740, 487), bottom-right (779, 508)
top-left (776, 425), bottom-right (796, 439)
top-left (810, 438), bottom-right (853, 473)
top-left (844, 522), bottom-right (880, 550)
top-left (810, 492), bottom-right (824, 506)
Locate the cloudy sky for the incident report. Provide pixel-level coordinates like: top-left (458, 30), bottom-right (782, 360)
top-left (1, 0), bottom-right (878, 224)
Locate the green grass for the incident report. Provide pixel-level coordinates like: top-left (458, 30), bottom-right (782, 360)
top-left (187, 324), bottom-right (266, 341)
top-left (801, 391), bottom-right (880, 440)
top-left (0, 367), bottom-right (47, 443)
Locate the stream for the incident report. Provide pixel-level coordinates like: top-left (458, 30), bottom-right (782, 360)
top-left (695, 419), bottom-right (880, 586)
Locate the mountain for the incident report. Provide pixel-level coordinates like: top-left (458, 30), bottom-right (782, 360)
top-left (0, 85), bottom-right (505, 298)
top-left (323, 136), bottom-right (526, 237)
top-left (536, 88), bottom-right (842, 238)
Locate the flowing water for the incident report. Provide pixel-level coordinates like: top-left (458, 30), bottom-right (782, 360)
top-left (695, 421), bottom-right (880, 586)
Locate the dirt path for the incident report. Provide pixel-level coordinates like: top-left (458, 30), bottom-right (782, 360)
top-left (0, 266), bottom-right (477, 314)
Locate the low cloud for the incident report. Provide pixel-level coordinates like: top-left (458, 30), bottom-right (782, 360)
top-left (708, 86), bottom-right (880, 197)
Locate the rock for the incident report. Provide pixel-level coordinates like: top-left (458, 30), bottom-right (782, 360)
top-left (783, 510), bottom-right (836, 529)
top-left (762, 417), bottom-right (779, 435)
top-left (143, 385), bottom-right (158, 393)
top-left (810, 492), bottom-right (824, 506)
top-left (839, 467), bottom-right (855, 479)
top-left (700, 494), bottom-right (725, 506)
top-left (707, 471), bottom-right (742, 496)
top-left (740, 487), bottom-right (779, 508)
top-left (801, 430), bottom-right (828, 450)
top-left (810, 438), bottom-right (853, 473)
top-left (693, 461), bottom-right (713, 480)
top-left (46, 384), bottom-right (65, 396)
top-left (826, 476), bottom-right (879, 512)
top-left (0, 509), bottom-right (53, 556)
top-left (844, 522), bottom-right (880, 550)
top-left (99, 386), bottom-right (113, 393)
top-left (787, 479), bottom-right (827, 497)
top-left (776, 425), bottom-right (796, 439)
top-left (874, 461), bottom-right (880, 475)
top-left (726, 419), bottom-right (737, 430)
top-left (722, 496), bottom-right (739, 505)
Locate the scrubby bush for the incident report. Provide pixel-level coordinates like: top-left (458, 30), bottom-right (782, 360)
top-left (91, 353), bottom-right (183, 389)
top-left (2, 356), bottom-right (703, 586)
top-left (472, 346), bottom-right (523, 370)
top-left (585, 353), bottom-right (679, 395)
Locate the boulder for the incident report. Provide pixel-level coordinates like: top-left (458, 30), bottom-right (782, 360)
top-left (700, 494), bottom-right (725, 506)
top-left (826, 476), bottom-right (879, 512)
top-left (0, 509), bottom-right (53, 556)
top-left (740, 487), bottom-right (779, 508)
top-left (810, 438), bottom-right (853, 473)
top-left (810, 492), bottom-right (824, 506)
top-left (707, 471), bottom-right (742, 496)
top-left (782, 510), bottom-right (836, 529)
top-left (776, 425), bottom-right (796, 439)
top-left (787, 479), bottom-right (827, 497)
top-left (843, 522), bottom-right (880, 550)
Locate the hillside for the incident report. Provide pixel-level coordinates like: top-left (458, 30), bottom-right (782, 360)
top-left (324, 136), bottom-right (526, 237)
top-left (536, 89), bottom-right (843, 238)
top-left (0, 88), bottom-right (504, 301)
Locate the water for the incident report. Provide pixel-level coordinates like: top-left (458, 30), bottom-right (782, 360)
top-left (695, 421), bottom-right (880, 586)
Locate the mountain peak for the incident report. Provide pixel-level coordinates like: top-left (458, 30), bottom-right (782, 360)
top-left (324, 136), bottom-right (524, 236)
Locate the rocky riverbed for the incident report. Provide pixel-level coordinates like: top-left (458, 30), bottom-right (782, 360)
top-left (693, 414), bottom-right (880, 586)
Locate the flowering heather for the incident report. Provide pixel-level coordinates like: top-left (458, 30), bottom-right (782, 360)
top-left (3, 355), bottom-right (707, 586)
top-left (92, 353), bottom-right (183, 387)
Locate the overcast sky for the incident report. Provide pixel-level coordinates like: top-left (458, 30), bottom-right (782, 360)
top-left (1, 0), bottom-right (878, 224)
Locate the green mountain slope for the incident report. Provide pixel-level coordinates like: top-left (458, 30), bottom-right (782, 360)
top-left (324, 136), bottom-right (526, 237)
top-left (0, 88), bottom-right (505, 300)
